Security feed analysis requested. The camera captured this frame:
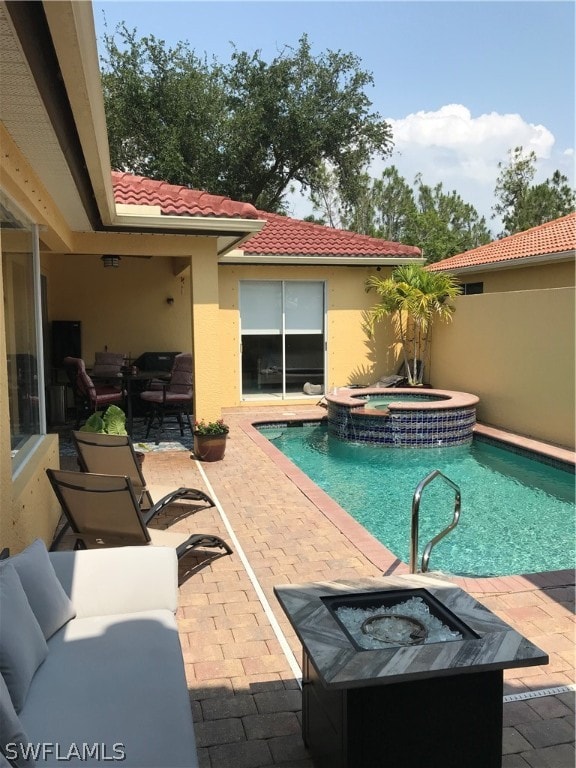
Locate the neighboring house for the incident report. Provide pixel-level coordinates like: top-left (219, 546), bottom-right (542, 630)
top-left (427, 213), bottom-right (575, 293)
top-left (427, 215), bottom-right (575, 450)
top-left (0, 1), bottom-right (422, 550)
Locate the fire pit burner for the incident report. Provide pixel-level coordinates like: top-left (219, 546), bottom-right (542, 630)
top-left (361, 614), bottom-right (427, 645)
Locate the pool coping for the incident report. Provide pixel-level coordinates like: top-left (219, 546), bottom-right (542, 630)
top-left (240, 415), bottom-right (575, 595)
top-left (326, 386), bottom-right (479, 414)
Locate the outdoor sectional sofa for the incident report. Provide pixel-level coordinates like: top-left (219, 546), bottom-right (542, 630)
top-left (0, 540), bottom-right (198, 767)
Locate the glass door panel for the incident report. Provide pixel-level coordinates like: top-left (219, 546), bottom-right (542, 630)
top-left (240, 281), bottom-right (325, 398)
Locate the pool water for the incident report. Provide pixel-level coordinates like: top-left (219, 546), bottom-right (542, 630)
top-left (365, 394), bottom-right (443, 410)
top-left (259, 423), bottom-right (575, 577)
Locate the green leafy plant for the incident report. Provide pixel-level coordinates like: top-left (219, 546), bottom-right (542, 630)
top-left (80, 404), bottom-right (127, 435)
top-left (193, 418), bottom-right (229, 436)
top-left (366, 264), bottom-right (461, 385)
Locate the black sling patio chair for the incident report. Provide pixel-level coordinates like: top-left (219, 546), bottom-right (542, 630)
top-left (46, 469), bottom-right (232, 558)
top-left (71, 431), bottom-right (214, 517)
top-left (48, 431), bottom-right (216, 551)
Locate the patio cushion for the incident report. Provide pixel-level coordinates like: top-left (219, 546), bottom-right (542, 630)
top-left (0, 672), bottom-right (35, 767)
top-left (9, 540), bottom-right (75, 640)
top-left (0, 564), bottom-right (48, 712)
top-left (20, 610), bottom-right (197, 767)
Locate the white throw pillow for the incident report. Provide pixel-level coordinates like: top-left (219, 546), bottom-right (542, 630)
top-left (9, 539), bottom-right (75, 640)
top-left (0, 673), bottom-right (35, 767)
top-left (0, 564), bottom-right (48, 713)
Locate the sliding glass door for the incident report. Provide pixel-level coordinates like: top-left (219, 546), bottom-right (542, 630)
top-left (240, 281), bottom-right (325, 397)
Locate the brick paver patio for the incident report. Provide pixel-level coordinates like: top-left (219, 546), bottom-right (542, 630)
top-left (57, 404), bottom-right (575, 767)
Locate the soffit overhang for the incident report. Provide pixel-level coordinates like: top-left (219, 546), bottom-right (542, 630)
top-left (218, 252), bottom-right (427, 266)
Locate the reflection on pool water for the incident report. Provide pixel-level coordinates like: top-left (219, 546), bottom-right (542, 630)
top-left (259, 423), bottom-right (575, 577)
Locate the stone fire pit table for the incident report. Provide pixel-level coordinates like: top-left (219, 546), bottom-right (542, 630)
top-left (274, 573), bottom-right (548, 768)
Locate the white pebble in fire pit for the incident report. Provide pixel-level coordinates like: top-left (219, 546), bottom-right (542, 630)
top-left (336, 596), bottom-right (464, 649)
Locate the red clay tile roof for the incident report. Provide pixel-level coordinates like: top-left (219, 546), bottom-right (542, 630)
top-left (111, 172), bottom-right (260, 219)
top-left (245, 211), bottom-right (421, 258)
top-left (428, 213), bottom-right (576, 272)
top-left (111, 171), bottom-right (421, 258)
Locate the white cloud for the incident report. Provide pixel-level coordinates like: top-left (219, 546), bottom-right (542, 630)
top-left (373, 104), bottom-right (574, 235)
top-left (284, 104), bottom-right (574, 235)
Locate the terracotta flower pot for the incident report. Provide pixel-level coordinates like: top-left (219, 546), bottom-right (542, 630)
top-left (193, 433), bottom-right (227, 462)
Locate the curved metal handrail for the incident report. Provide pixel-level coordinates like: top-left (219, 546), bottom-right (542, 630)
top-left (409, 470), bottom-right (462, 574)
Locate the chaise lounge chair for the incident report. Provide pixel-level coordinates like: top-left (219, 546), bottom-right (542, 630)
top-left (46, 468), bottom-right (232, 558)
top-left (71, 430), bottom-right (214, 517)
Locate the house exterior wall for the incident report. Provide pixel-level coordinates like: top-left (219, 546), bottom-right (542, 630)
top-left (217, 264), bottom-right (399, 406)
top-left (457, 259), bottom-right (574, 293)
top-left (46, 252), bottom-right (193, 365)
top-left (431, 287), bottom-right (575, 449)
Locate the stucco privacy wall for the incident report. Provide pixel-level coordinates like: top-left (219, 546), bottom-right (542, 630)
top-left (217, 264), bottom-right (399, 405)
top-left (431, 288), bottom-right (575, 449)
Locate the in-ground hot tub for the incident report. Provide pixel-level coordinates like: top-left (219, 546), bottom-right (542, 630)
top-left (326, 387), bottom-right (479, 447)
top-left (275, 574), bottom-right (548, 768)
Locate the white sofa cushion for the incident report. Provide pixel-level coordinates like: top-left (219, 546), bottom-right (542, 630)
top-left (10, 540), bottom-right (75, 640)
top-left (48, 546), bottom-right (178, 618)
top-left (0, 564), bottom-right (48, 712)
top-left (0, 672), bottom-right (35, 767)
top-left (20, 610), bottom-right (198, 767)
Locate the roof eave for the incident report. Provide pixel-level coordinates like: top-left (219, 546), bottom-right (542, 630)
top-left (110, 212), bottom-right (266, 255)
top-left (429, 249), bottom-right (575, 274)
top-left (219, 253), bottom-right (425, 266)
top-left (42, 1), bottom-right (116, 228)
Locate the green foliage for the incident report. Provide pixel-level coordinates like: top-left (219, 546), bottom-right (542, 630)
top-left (100, 26), bottom-right (392, 212)
top-left (492, 146), bottom-right (576, 236)
top-left (316, 164), bottom-right (491, 262)
top-left (365, 265), bottom-right (461, 384)
top-left (79, 405), bottom-right (127, 435)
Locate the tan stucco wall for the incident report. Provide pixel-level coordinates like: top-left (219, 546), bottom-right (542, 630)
top-left (457, 259), bottom-right (574, 293)
top-left (5, 436), bottom-right (62, 553)
top-left (217, 265), bottom-right (398, 406)
top-left (431, 288), bottom-right (575, 449)
top-left (45, 252), bottom-right (193, 365)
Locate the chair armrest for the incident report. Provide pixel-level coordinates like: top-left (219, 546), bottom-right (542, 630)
top-left (49, 546), bottom-right (178, 617)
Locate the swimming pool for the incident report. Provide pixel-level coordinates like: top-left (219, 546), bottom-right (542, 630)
top-left (258, 422), bottom-right (575, 577)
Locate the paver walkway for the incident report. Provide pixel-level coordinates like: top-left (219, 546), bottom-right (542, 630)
top-left (58, 405), bottom-right (575, 767)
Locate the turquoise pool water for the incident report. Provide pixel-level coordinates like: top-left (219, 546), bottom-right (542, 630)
top-left (365, 394), bottom-right (443, 410)
top-left (259, 423), bottom-right (575, 577)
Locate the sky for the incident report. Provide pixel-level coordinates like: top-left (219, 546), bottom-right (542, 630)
top-left (92, 1), bottom-right (575, 234)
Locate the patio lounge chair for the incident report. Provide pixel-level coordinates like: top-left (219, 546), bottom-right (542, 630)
top-left (48, 430), bottom-right (216, 551)
top-left (46, 468), bottom-right (233, 558)
top-left (71, 430), bottom-right (214, 516)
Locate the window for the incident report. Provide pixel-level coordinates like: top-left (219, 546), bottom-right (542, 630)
top-left (461, 282), bottom-right (484, 295)
top-left (1, 191), bottom-right (45, 472)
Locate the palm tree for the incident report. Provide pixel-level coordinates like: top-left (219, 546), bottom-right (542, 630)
top-left (366, 265), bottom-right (461, 385)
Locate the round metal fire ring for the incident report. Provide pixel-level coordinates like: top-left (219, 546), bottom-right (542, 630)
top-left (360, 614), bottom-right (428, 645)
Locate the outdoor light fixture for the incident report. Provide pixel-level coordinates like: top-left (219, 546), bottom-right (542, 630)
top-left (101, 255), bottom-right (121, 268)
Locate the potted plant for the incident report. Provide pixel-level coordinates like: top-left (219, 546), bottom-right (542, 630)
top-left (192, 418), bottom-right (229, 462)
top-left (79, 405), bottom-right (147, 466)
